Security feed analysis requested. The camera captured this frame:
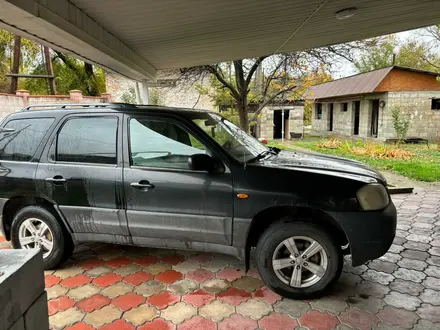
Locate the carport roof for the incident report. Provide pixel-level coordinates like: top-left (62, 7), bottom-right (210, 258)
top-left (1, 0), bottom-right (440, 80)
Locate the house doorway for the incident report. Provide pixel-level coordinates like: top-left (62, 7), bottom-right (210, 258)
top-left (353, 101), bottom-right (360, 135)
top-left (273, 109), bottom-right (290, 139)
top-left (328, 103), bottom-right (334, 131)
top-left (370, 100), bottom-right (379, 138)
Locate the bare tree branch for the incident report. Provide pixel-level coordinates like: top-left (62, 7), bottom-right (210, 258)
top-left (245, 56), bottom-right (267, 87)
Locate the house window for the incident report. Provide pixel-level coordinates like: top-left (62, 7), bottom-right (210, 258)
top-left (432, 98), bottom-right (440, 110)
top-left (315, 103), bottom-right (322, 119)
top-left (341, 103), bottom-right (348, 112)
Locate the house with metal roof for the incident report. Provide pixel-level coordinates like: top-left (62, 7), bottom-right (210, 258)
top-left (309, 66), bottom-right (440, 141)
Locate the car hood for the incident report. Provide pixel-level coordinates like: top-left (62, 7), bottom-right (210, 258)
top-left (254, 149), bottom-right (387, 184)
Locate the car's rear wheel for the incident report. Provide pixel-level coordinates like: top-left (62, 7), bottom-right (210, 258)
top-left (11, 206), bottom-right (66, 270)
top-left (256, 221), bottom-right (342, 299)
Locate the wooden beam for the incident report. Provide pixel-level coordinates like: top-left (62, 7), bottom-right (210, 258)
top-left (9, 35), bottom-right (21, 94)
top-left (6, 74), bottom-right (55, 79)
top-left (44, 46), bottom-right (57, 95)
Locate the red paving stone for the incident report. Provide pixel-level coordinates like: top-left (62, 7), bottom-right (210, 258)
top-left (147, 291), bottom-right (180, 309)
top-left (76, 295), bottom-right (111, 313)
top-left (190, 253), bottom-right (213, 264)
top-left (133, 255), bottom-right (158, 266)
top-left (123, 271), bottom-right (153, 285)
top-left (182, 289), bottom-right (215, 307)
top-left (47, 296), bottom-right (76, 315)
top-left (252, 286), bottom-right (282, 304)
top-left (138, 318), bottom-right (175, 330)
top-left (92, 273), bottom-right (123, 287)
top-left (100, 320), bottom-right (135, 330)
top-left (111, 292), bottom-right (146, 311)
top-left (60, 274), bottom-right (92, 288)
top-left (217, 287), bottom-right (251, 306)
top-left (155, 270), bottom-right (184, 284)
top-left (161, 255), bottom-right (185, 265)
top-left (259, 313), bottom-right (298, 330)
top-left (217, 267), bottom-right (245, 281)
top-left (299, 310), bottom-right (340, 330)
top-left (78, 258), bottom-right (104, 270)
top-left (339, 308), bottom-right (379, 330)
top-left (186, 269), bottom-right (215, 283)
top-left (0, 236), bottom-right (5, 243)
top-left (45, 275), bottom-right (62, 288)
top-left (218, 314), bottom-right (258, 330)
top-left (106, 257), bottom-right (132, 268)
top-left (65, 323), bottom-right (95, 330)
top-left (178, 316), bottom-right (216, 330)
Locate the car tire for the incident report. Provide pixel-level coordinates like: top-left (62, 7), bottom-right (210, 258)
top-left (11, 206), bottom-right (66, 270)
top-left (256, 221), bottom-right (342, 299)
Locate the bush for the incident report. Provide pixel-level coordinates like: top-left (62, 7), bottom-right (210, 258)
top-left (391, 106), bottom-right (411, 144)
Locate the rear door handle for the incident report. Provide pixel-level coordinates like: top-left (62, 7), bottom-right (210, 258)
top-left (45, 175), bottom-right (67, 184)
top-left (130, 180), bottom-right (155, 191)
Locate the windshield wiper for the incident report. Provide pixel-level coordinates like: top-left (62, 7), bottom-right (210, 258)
top-left (247, 149), bottom-right (278, 163)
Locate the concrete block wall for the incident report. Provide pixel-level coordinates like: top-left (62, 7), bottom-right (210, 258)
top-left (289, 106), bottom-right (304, 134)
top-left (259, 106), bottom-right (274, 139)
top-left (311, 103), bottom-right (330, 135)
top-left (382, 91), bottom-right (440, 141)
top-left (0, 90), bottom-right (110, 120)
top-left (0, 249), bottom-right (48, 330)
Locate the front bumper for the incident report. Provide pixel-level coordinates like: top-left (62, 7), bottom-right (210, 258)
top-left (329, 201), bottom-right (397, 266)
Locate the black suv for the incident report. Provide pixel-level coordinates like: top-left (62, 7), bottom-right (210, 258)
top-left (0, 103), bottom-right (396, 299)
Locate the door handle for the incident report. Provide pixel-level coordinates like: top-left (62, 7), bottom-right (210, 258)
top-left (45, 176), bottom-right (67, 184)
top-left (130, 180), bottom-right (155, 191)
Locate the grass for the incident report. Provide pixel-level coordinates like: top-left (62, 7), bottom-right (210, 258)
top-left (268, 137), bottom-right (440, 182)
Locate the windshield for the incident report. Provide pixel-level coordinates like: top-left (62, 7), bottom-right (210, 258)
top-left (193, 113), bottom-right (267, 162)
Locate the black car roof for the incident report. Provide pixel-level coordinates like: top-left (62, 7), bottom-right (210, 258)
top-left (6, 103), bottom-right (214, 120)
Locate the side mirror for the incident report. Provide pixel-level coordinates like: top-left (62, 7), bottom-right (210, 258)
top-left (188, 154), bottom-right (225, 174)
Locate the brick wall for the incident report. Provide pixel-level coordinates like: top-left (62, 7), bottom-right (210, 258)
top-left (0, 90), bottom-right (110, 120)
top-left (375, 70), bottom-right (440, 92)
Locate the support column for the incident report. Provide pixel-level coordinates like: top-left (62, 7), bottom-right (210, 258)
top-left (142, 80), bottom-right (149, 105)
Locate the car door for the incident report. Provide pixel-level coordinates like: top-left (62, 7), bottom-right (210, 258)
top-left (35, 113), bottom-right (128, 238)
top-left (123, 113), bottom-right (234, 246)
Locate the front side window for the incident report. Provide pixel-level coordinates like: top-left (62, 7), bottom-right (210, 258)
top-left (129, 118), bottom-right (206, 169)
top-left (0, 117), bottom-right (54, 161)
top-left (57, 117), bottom-right (117, 164)
top-left (316, 103), bottom-right (323, 119)
top-left (192, 113), bottom-right (267, 163)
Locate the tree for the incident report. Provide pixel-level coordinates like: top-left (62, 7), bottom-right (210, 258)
top-left (354, 34), bottom-right (440, 73)
top-left (181, 42), bottom-right (370, 131)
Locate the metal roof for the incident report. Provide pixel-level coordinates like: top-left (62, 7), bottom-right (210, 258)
top-left (310, 66), bottom-right (440, 100)
top-left (1, 0), bottom-right (440, 80)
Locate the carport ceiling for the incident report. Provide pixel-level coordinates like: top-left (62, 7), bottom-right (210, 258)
top-left (1, 0), bottom-right (440, 80)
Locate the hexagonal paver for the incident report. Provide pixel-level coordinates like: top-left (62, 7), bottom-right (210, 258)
top-left (377, 306), bottom-right (419, 329)
top-left (311, 296), bottom-right (348, 315)
top-left (147, 291), bottom-right (180, 309)
top-left (134, 280), bottom-right (166, 296)
top-left (77, 294), bottom-right (111, 313)
top-left (218, 314), bottom-right (258, 330)
top-left (123, 304), bottom-right (158, 326)
top-left (144, 262), bottom-right (172, 275)
top-left (68, 284), bottom-right (101, 300)
top-left (172, 260), bottom-right (200, 273)
top-left (85, 266), bottom-right (112, 277)
top-left (231, 276), bottom-right (264, 292)
top-left (168, 279), bottom-right (198, 295)
top-left (393, 268), bottom-right (426, 283)
top-left (356, 281), bottom-right (390, 299)
top-left (100, 320), bottom-right (136, 330)
top-left (422, 277), bottom-right (440, 290)
top-left (424, 265), bottom-right (440, 277)
top-left (179, 316), bottom-right (216, 330)
top-left (217, 287), bottom-right (251, 306)
top-left (64, 322), bottom-right (95, 330)
top-left (123, 271), bottom-right (154, 286)
top-left (299, 310), bottom-right (340, 330)
top-left (111, 292), bottom-right (146, 311)
top-left (47, 284), bottom-right (69, 299)
top-left (400, 250), bottom-right (430, 261)
top-left (416, 304), bottom-right (440, 323)
top-left (138, 318), bottom-right (174, 330)
top-left (259, 313), bottom-right (298, 329)
top-left (49, 308), bottom-right (84, 329)
top-left (106, 257), bottom-right (132, 268)
top-left (102, 282), bottom-right (133, 298)
top-left (346, 296), bottom-right (385, 314)
top-left (186, 269), bottom-right (215, 283)
top-left (403, 241), bottom-right (431, 252)
top-left (368, 260), bottom-right (398, 274)
top-left (155, 270), bottom-right (184, 284)
top-left (162, 302), bottom-right (198, 324)
top-left (200, 300), bottom-right (236, 322)
top-left (183, 289), bottom-right (215, 307)
top-left (420, 289), bottom-right (440, 306)
top-left (361, 270), bottom-right (394, 285)
top-left (412, 319), bottom-right (440, 330)
top-left (397, 258), bottom-right (427, 271)
top-left (217, 267), bottom-right (246, 281)
top-left (133, 256), bottom-right (158, 267)
top-left (384, 292), bottom-right (422, 311)
top-left (236, 299), bottom-right (272, 320)
top-left (161, 255), bottom-right (185, 265)
top-left (389, 279), bottom-right (425, 296)
top-left (201, 278), bottom-right (231, 294)
top-left (339, 308), bottom-right (379, 330)
top-left (54, 267), bottom-right (84, 279)
top-left (252, 286), bottom-right (282, 304)
top-left (113, 263), bottom-right (142, 276)
top-left (83, 305), bottom-right (122, 328)
top-left (78, 258), bottom-right (105, 270)
top-left (273, 298), bottom-right (310, 318)
top-left (48, 296), bottom-right (76, 315)
top-left (45, 275), bottom-right (62, 288)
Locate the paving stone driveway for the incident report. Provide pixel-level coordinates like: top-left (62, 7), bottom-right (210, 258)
top-left (1, 190), bottom-right (440, 329)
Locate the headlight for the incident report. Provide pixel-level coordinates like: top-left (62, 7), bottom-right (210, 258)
top-left (356, 183), bottom-right (389, 211)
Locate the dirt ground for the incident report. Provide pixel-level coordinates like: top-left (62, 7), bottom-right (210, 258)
top-left (382, 170), bottom-right (440, 192)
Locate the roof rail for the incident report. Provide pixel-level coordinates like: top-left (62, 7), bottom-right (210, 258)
top-left (21, 103), bottom-right (137, 112)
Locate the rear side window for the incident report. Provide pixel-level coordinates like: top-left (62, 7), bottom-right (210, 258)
top-left (56, 117), bottom-right (117, 164)
top-left (0, 118), bottom-right (54, 161)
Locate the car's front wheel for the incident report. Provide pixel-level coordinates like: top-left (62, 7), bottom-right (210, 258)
top-left (10, 206), bottom-right (66, 270)
top-left (256, 221), bottom-right (342, 299)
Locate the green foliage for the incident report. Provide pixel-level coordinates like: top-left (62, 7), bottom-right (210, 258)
top-left (149, 88), bottom-right (162, 105)
top-left (121, 86), bottom-right (137, 104)
top-left (391, 106), bottom-right (411, 143)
